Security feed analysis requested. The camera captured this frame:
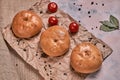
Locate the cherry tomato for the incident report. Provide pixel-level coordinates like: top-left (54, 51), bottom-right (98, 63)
top-left (48, 16), bottom-right (58, 26)
top-left (48, 2), bottom-right (58, 13)
top-left (69, 22), bottom-right (79, 33)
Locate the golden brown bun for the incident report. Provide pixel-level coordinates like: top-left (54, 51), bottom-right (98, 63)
top-left (70, 42), bottom-right (103, 74)
top-left (12, 10), bottom-right (43, 38)
top-left (40, 25), bottom-right (70, 57)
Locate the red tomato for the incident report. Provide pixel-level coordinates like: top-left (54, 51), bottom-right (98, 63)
top-left (69, 22), bottom-right (79, 33)
top-left (48, 16), bottom-right (58, 26)
top-left (48, 2), bottom-right (58, 13)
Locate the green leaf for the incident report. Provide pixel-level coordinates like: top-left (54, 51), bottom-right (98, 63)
top-left (100, 25), bottom-right (117, 32)
top-left (110, 15), bottom-right (119, 28)
top-left (100, 21), bottom-right (117, 28)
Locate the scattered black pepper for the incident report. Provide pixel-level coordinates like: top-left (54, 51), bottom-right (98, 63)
top-left (88, 11), bottom-right (90, 14)
top-left (29, 8), bottom-right (33, 10)
top-left (91, 28), bottom-right (93, 30)
top-left (16, 64), bottom-right (18, 66)
top-left (45, 65), bottom-right (47, 67)
top-left (102, 3), bottom-right (104, 6)
top-left (36, 54), bottom-right (38, 56)
top-left (44, 61), bottom-right (47, 63)
top-left (103, 45), bottom-right (105, 47)
top-left (23, 49), bottom-right (26, 51)
top-left (80, 4), bottom-right (82, 7)
top-left (16, 39), bottom-right (19, 42)
top-left (89, 16), bottom-right (91, 18)
top-left (50, 71), bottom-right (52, 75)
top-left (96, 3), bottom-right (98, 5)
top-left (48, 64), bottom-right (51, 68)
top-left (40, 11), bottom-right (43, 14)
top-left (47, 73), bottom-right (49, 76)
top-left (96, 26), bottom-right (98, 28)
top-left (59, 63), bottom-right (61, 65)
top-left (88, 38), bottom-right (93, 42)
top-left (54, 39), bottom-right (58, 42)
top-left (44, 66), bottom-right (47, 71)
top-left (63, 73), bottom-right (67, 76)
top-left (73, 3), bottom-right (75, 5)
top-left (91, 2), bottom-right (94, 5)
top-left (50, 72), bottom-right (52, 75)
top-left (41, 53), bottom-right (48, 58)
top-left (50, 78), bottom-right (53, 80)
top-left (78, 20), bottom-right (81, 23)
top-left (78, 8), bottom-right (81, 11)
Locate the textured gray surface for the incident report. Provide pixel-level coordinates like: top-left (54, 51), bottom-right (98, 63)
top-left (51, 0), bottom-right (120, 80)
top-left (0, 0), bottom-right (120, 80)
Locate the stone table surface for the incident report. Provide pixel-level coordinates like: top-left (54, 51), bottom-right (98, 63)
top-left (0, 0), bottom-right (120, 80)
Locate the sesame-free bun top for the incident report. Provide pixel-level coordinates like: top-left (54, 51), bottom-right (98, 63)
top-left (40, 25), bottom-right (70, 57)
top-left (70, 42), bottom-right (103, 74)
top-left (12, 10), bottom-right (43, 38)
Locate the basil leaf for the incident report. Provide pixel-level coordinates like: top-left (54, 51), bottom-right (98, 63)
top-left (100, 21), bottom-right (117, 28)
top-left (110, 15), bottom-right (119, 28)
top-left (100, 25), bottom-right (117, 32)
